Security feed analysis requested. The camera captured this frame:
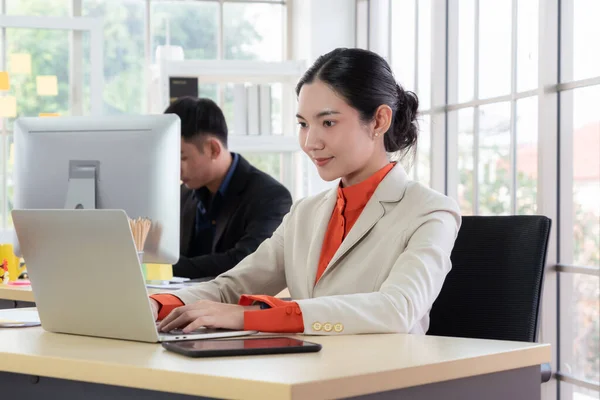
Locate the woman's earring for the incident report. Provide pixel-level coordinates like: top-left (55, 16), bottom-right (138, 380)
top-left (374, 132), bottom-right (380, 137)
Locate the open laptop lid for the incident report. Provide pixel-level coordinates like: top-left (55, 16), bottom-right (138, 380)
top-left (13, 210), bottom-right (257, 343)
top-left (12, 209), bottom-right (162, 342)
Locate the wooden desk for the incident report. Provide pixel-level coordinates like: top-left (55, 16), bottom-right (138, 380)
top-left (0, 317), bottom-right (550, 400)
top-left (0, 284), bottom-right (165, 308)
top-left (0, 285), bottom-right (291, 307)
top-left (0, 284), bottom-right (33, 303)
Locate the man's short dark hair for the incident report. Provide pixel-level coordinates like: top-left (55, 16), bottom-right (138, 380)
top-left (164, 97), bottom-right (228, 147)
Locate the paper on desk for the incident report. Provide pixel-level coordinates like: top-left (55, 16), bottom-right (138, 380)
top-left (146, 283), bottom-right (188, 290)
top-left (170, 277), bottom-right (190, 283)
top-left (0, 309), bottom-right (41, 327)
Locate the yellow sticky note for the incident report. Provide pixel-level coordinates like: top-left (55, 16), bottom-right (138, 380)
top-left (0, 96), bottom-right (17, 118)
top-left (9, 53), bottom-right (32, 75)
top-left (0, 72), bottom-right (9, 91)
top-left (39, 112), bottom-right (60, 117)
top-left (36, 75), bottom-right (58, 96)
top-left (145, 264), bottom-right (173, 281)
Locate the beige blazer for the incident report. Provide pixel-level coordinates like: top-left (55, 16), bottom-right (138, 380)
top-left (173, 164), bottom-right (461, 335)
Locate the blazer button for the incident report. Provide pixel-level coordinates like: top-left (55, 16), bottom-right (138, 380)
top-left (334, 323), bottom-right (344, 333)
top-left (312, 322), bottom-right (322, 331)
top-left (285, 306), bottom-right (292, 315)
top-left (323, 323), bottom-right (333, 332)
top-left (295, 307), bottom-right (302, 315)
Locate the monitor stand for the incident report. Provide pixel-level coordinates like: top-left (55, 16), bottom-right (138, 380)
top-left (64, 160), bottom-right (100, 210)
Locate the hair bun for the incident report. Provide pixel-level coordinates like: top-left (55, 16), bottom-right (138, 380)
top-left (396, 84), bottom-right (419, 122)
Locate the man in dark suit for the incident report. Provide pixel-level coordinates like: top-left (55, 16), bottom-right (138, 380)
top-left (165, 97), bottom-right (292, 279)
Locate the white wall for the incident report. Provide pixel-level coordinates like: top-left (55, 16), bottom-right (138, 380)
top-left (290, 0), bottom-right (356, 196)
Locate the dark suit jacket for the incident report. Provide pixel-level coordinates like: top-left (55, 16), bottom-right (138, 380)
top-left (174, 155), bottom-right (292, 279)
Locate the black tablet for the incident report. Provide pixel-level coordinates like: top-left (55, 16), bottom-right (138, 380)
top-left (162, 337), bottom-right (322, 358)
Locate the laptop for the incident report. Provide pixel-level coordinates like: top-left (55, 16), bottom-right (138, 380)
top-left (11, 209), bottom-right (257, 343)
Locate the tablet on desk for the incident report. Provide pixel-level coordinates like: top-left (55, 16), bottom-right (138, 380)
top-left (162, 337), bottom-right (322, 358)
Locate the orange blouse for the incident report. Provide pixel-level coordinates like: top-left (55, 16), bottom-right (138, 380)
top-left (151, 163), bottom-right (396, 332)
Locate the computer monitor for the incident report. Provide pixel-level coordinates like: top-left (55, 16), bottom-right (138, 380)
top-left (11, 115), bottom-right (181, 264)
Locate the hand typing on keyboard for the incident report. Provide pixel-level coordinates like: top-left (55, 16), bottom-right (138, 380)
top-left (157, 300), bottom-right (260, 333)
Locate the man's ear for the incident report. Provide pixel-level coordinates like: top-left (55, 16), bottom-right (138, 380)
top-left (207, 137), bottom-right (223, 160)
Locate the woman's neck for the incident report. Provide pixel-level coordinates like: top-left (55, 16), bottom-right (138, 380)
top-left (341, 155), bottom-right (390, 188)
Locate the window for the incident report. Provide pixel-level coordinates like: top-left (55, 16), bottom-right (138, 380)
top-left (83, 0), bottom-right (146, 114)
top-left (448, 1), bottom-right (538, 217)
top-left (364, 0), bottom-right (599, 397)
top-left (149, 0), bottom-right (288, 195)
top-left (361, 0), bottom-right (434, 187)
top-left (563, 0), bottom-right (600, 82)
top-left (557, 0), bottom-right (600, 398)
top-left (455, 108), bottom-right (475, 215)
top-left (4, 28), bottom-right (70, 123)
top-left (448, 0), bottom-right (600, 396)
top-left (478, 0), bottom-right (511, 99)
top-left (223, 2), bottom-right (284, 61)
top-left (559, 86), bottom-right (600, 400)
top-left (515, 96), bottom-right (538, 214)
top-left (6, 0), bottom-right (70, 16)
top-left (1, 1), bottom-right (81, 229)
top-left (150, 1), bottom-right (218, 61)
top-left (0, 0), bottom-right (288, 236)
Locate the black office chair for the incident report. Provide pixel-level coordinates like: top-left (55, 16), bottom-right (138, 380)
top-left (427, 215), bottom-right (552, 382)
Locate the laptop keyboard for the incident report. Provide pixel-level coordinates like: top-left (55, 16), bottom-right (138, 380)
top-left (156, 323), bottom-right (231, 336)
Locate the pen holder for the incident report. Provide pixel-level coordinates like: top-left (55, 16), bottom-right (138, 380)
top-left (137, 251), bottom-right (147, 281)
top-left (129, 217), bottom-right (151, 282)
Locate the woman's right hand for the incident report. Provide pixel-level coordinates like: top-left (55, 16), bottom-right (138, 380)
top-left (150, 298), bottom-right (160, 321)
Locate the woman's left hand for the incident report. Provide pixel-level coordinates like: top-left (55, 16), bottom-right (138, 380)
top-left (158, 300), bottom-right (254, 333)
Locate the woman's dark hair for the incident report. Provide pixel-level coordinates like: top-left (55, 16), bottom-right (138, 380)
top-left (164, 97), bottom-right (228, 147)
top-left (296, 48), bottom-right (419, 155)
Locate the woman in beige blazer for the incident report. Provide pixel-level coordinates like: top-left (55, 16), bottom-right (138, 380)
top-left (153, 48), bottom-right (461, 336)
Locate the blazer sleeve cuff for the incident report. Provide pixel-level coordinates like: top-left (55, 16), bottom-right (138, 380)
top-left (238, 294), bottom-right (290, 308)
top-left (150, 294), bottom-right (184, 320)
top-left (243, 302), bottom-right (304, 333)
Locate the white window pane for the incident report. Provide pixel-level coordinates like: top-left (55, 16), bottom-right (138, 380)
top-left (199, 83), bottom-right (218, 104)
top-left (6, 0), bottom-right (70, 16)
top-left (456, 108), bottom-right (475, 215)
top-left (570, 86), bottom-right (600, 268)
top-left (560, 273), bottom-right (600, 385)
top-left (356, 0), bottom-right (369, 50)
top-left (478, 102), bottom-right (511, 215)
top-left (84, 0), bottom-right (145, 114)
top-left (223, 3), bottom-right (284, 62)
top-left (239, 153), bottom-right (282, 183)
top-left (563, 0), bottom-right (600, 82)
top-left (391, 0), bottom-right (416, 91)
top-left (517, 0), bottom-right (539, 92)
top-left (457, 0), bottom-right (475, 103)
top-left (516, 96), bottom-right (538, 214)
top-left (5, 28), bottom-right (70, 121)
top-left (416, 115), bottom-right (431, 186)
top-left (417, 0), bottom-right (431, 109)
top-left (560, 380), bottom-right (600, 400)
top-left (150, 1), bottom-right (218, 60)
top-left (478, 0), bottom-right (512, 99)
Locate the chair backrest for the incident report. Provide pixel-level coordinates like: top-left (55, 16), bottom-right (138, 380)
top-left (428, 215), bottom-right (551, 342)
